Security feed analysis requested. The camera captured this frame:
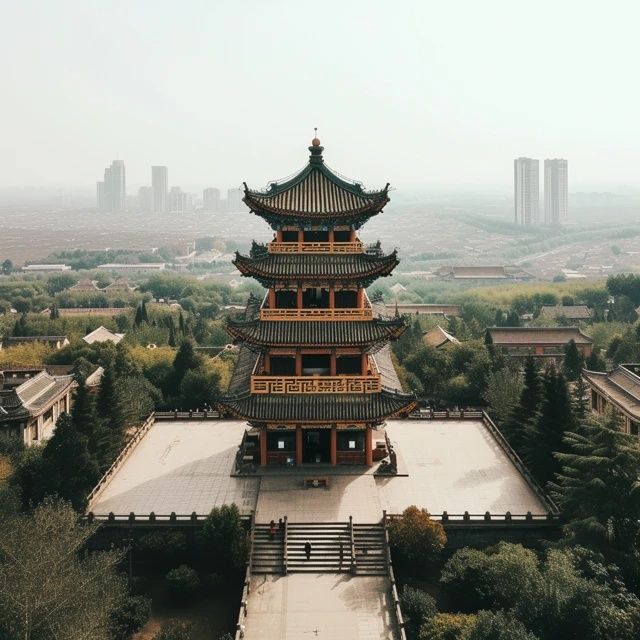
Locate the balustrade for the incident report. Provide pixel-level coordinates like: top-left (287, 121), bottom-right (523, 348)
top-left (250, 374), bottom-right (381, 394)
top-left (267, 241), bottom-right (363, 254)
top-left (259, 307), bottom-right (373, 321)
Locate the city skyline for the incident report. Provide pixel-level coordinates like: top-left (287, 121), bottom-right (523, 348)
top-left (2, 1), bottom-right (639, 190)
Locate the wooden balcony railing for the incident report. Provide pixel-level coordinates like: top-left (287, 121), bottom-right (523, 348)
top-left (267, 241), bottom-right (364, 254)
top-left (251, 375), bottom-right (381, 394)
top-left (259, 307), bottom-right (373, 321)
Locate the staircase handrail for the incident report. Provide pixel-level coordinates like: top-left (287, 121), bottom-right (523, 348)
top-left (283, 516), bottom-right (288, 575)
top-left (235, 510), bottom-right (255, 640)
top-left (349, 515), bottom-right (356, 574)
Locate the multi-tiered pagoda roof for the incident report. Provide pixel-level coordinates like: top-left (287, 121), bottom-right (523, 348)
top-left (243, 140), bottom-right (389, 228)
top-left (217, 138), bottom-right (415, 466)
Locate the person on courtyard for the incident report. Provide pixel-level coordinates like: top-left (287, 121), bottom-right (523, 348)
top-left (269, 520), bottom-right (276, 540)
top-left (278, 517), bottom-right (284, 532)
top-left (304, 540), bottom-right (312, 560)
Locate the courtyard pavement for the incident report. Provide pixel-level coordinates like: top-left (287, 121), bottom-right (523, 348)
top-left (89, 420), bottom-right (259, 516)
top-left (242, 573), bottom-right (398, 640)
top-left (89, 418), bottom-right (547, 519)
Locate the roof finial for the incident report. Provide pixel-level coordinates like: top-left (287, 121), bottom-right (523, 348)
top-left (311, 127), bottom-right (321, 147)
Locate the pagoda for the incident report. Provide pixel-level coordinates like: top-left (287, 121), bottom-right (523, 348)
top-left (216, 137), bottom-right (416, 466)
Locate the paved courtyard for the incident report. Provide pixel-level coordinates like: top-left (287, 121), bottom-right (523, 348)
top-left (89, 418), bottom-right (547, 519)
top-left (90, 420), bottom-right (259, 516)
top-left (243, 573), bottom-right (398, 640)
top-left (379, 420), bottom-right (545, 516)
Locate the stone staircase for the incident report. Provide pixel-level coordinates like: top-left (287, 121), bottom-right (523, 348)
top-left (352, 523), bottom-right (387, 575)
top-left (286, 522), bottom-right (353, 572)
top-left (252, 523), bottom-right (285, 574)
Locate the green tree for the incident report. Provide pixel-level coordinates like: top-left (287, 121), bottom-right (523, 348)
top-left (71, 377), bottom-right (101, 455)
top-left (419, 613), bottom-right (476, 640)
top-left (522, 366), bottom-right (573, 486)
top-left (388, 506), bottom-right (447, 573)
top-left (562, 339), bottom-right (584, 381)
top-left (482, 366), bottom-right (523, 425)
top-left (172, 339), bottom-right (202, 387)
top-left (1, 258), bottom-right (13, 275)
top-left (201, 503), bottom-right (248, 574)
top-left (401, 586), bottom-right (437, 640)
top-left (549, 409), bottom-right (640, 585)
top-left (503, 356), bottom-right (542, 451)
top-left (467, 610), bottom-right (539, 640)
top-left (41, 413), bottom-right (99, 510)
top-left (178, 367), bottom-right (221, 409)
top-left (584, 349), bottom-right (606, 372)
top-left (0, 499), bottom-right (126, 640)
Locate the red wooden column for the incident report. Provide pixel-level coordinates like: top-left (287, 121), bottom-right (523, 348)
top-left (365, 427), bottom-right (373, 467)
top-left (297, 286), bottom-right (303, 309)
top-left (330, 352), bottom-right (337, 376)
top-left (357, 287), bottom-right (364, 309)
top-left (276, 230), bottom-right (283, 242)
top-left (361, 353), bottom-right (368, 375)
top-left (268, 288), bottom-right (276, 309)
top-left (328, 285), bottom-right (335, 309)
top-left (260, 429), bottom-right (268, 466)
top-left (330, 426), bottom-right (337, 465)
top-left (295, 352), bottom-right (302, 376)
top-left (295, 426), bottom-right (303, 465)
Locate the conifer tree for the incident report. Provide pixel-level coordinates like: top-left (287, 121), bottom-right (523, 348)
top-left (562, 339), bottom-right (584, 381)
top-left (178, 311), bottom-right (185, 334)
top-left (521, 365), bottom-right (574, 486)
top-left (549, 409), bottom-right (640, 584)
top-left (172, 339), bottom-right (201, 387)
top-left (134, 304), bottom-right (143, 327)
top-left (71, 377), bottom-right (100, 456)
top-left (503, 356), bottom-right (542, 451)
top-left (42, 413), bottom-right (99, 510)
top-left (571, 375), bottom-right (589, 427)
top-left (95, 363), bottom-right (125, 469)
top-left (141, 300), bottom-right (149, 323)
top-left (585, 349), bottom-right (607, 372)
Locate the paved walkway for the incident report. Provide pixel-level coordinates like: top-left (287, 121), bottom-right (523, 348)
top-left (255, 474), bottom-right (383, 523)
top-left (243, 573), bottom-right (398, 640)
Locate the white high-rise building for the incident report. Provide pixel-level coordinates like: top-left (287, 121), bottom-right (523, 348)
top-left (203, 187), bottom-right (221, 212)
top-left (226, 187), bottom-right (244, 212)
top-left (514, 158), bottom-right (539, 225)
top-left (152, 166), bottom-right (168, 213)
top-left (99, 160), bottom-right (126, 212)
top-left (544, 159), bottom-right (568, 225)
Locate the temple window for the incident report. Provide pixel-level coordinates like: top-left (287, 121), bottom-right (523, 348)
top-left (335, 290), bottom-right (357, 308)
top-left (303, 229), bottom-right (329, 243)
top-left (302, 354), bottom-right (330, 376)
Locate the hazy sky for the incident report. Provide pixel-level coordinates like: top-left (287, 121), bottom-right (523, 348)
top-left (2, 0), bottom-right (639, 191)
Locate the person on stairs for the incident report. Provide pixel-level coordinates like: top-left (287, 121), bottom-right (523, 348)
top-left (304, 540), bottom-right (312, 561)
top-left (269, 520), bottom-right (276, 540)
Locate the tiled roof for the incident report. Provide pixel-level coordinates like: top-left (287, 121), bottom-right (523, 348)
top-left (243, 143), bottom-right (389, 225)
top-left (83, 326), bottom-right (125, 345)
top-left (226, 317), bottom-right (406, 352)
top-left (583, 366), bottom-right (640, 420)
top-left (453, 266), bottom-right (506, 278)
top-left (487, 327), bottom-right (593, 345)
top-left (233, 251), bottom-right (398, 287)
top-left (539, 305), bottom-right (592, 319)
top-left (0, 371), bottom-right (75, 422)
top-left (216, 390), bottom-right (416, 423)
top-left (3, 336), bottom-right (68, 346)
top-left (423, 325), bottom-right (459, 348)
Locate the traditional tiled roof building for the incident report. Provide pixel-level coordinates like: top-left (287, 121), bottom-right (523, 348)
top-left (486, 326), bottom-right (593, 358)
top-left (583, 364), bottom-right (640, 436)
top-left (0, 370), bottom-right (76, 445)
top-left (216, 138), bottom-right (416, 466)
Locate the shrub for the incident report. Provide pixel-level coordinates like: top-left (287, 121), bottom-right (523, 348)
top-left (137, 531), bottom-right (189, 573)
top-left (419, 613), bottom-right (476, 640)
top-left (153, 619), bottom-right (192, 640)
top-left (109, 594), bottom-right (152, 639)
top-left (201, 503), bottom-right (248, 573)
top-left (165, 565), bottom-right (200, 603)
top-left (401, 586), bottom-right (437, 640)
top-left (389, 506), bottom-right (447, 573)
top-left (467, 610), bottom-right (538, 640)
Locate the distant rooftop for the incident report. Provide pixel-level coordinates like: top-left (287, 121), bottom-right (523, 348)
top-left (22, 264), bottom-right (71, 272)
top-left (488, 326), bottom-right (593, 345)
top-left (539, 305), bottom-right (592, 320)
